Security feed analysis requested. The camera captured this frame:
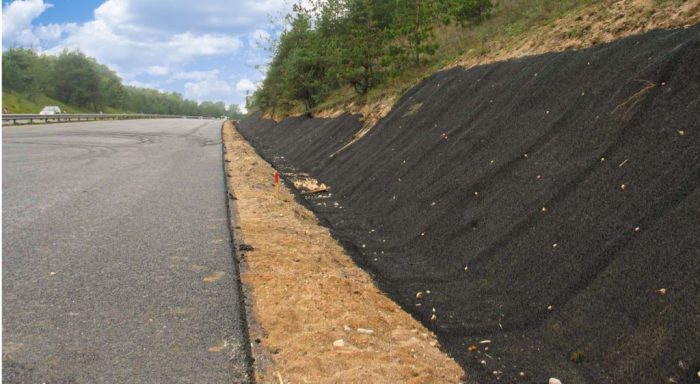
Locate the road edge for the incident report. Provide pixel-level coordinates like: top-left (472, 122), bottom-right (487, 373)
top-left (221, 121), bottom-right (258, 383)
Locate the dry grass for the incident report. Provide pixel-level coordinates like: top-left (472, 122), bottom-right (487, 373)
top-left (222, 121), bottom-right (465, 383)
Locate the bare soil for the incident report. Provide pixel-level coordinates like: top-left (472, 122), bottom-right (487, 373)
top-left (222, 121), bottom-right (465, 383)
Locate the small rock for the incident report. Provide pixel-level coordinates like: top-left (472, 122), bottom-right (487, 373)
top-left (333, 339), bottom-right (345, 347)
top-left (239, 243), bottom-right (254, 252)
top-left (547, 305), bottom-right (553, 311)
top-left (49, 272), bottom-right (57, 276)
top-left (541, 206), bottom-right (547, 212)
top-left (658, 288), bottom-right (668, 295)
top-left (416, 291), bottom-right (424, 299)
top-left (552, 243), bottom-right (558, 248)
top-left (357, 328), bottom-right (374, 335)
top-left (678, 130), bottom-right (685, 136)
top-left (430, 313), bottom-right (437, 322)
top-left (463, 265), bottom-right (469, 271)
top-left (634, 226), bottom-right (641, 232)
top-left (549, 378), bottom-right (562, 384)
top-left (519, 371), bottom-right (526, 377)
top-left (621, 183), bottom-right (627, 190)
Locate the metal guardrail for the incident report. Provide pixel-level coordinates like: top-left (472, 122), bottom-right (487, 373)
top-left (1, 113), bottom-right (216, 125)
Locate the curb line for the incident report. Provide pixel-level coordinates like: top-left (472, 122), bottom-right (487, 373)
top-left (221, 121), bottom-right (256, 383)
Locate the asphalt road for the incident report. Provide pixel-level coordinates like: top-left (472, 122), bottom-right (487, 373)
top-left (2, 119), bottom-right (252, 383)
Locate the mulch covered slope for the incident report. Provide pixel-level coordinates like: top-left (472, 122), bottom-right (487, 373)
top-left (239, 26), bottom-right (700, 384)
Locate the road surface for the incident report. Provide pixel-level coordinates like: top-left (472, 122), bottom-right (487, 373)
top-left (2, 119), bottom-right (252, 383)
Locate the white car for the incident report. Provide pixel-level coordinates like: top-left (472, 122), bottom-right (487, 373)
top-left (39, 106), bottom-right (62, 115)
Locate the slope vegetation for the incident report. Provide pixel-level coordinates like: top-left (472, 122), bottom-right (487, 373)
top-left (238, 25), bottom-right (700, 383)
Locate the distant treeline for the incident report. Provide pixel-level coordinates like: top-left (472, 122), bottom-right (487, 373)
top-left (2, 48), bottom-right (244, 118)
top-left (250, 0), bottom-right (493, 115)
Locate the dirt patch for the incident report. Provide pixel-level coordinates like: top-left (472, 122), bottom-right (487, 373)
top-left (222, 121), bottom-right (465, 383)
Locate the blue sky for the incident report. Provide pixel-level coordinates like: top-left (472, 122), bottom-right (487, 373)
top-left (2, 0), bottom-right (291, 110)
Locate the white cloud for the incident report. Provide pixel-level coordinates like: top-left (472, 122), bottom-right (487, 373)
top-left (250, 29), bottom-right (271, 47)
top-left (2, 0), bottom-right (53, 47)
top-left (184, 78), bottom-right (233, 101)
top-left (91, 0), bottom-right (287, 35)
top-left (34, 23), bottom-right (68, 42)
top-left (146, 66), bottom-right (170, 76)
top-left (173, 70), bottom-right (220, 81)
top-left (236, 78), bottom-right (257, 93)
top-left (45, 17), bottom-right (242, 81)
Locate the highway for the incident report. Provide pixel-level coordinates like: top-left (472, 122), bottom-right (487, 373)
top-left (2, 119), bottom-right (252, 383)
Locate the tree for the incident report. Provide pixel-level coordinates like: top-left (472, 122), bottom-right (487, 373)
top-left (227, 104), bottom-right (245, 119)
top-left (2, 49), bottom-right (37, 92)
top-left (281, 8), bottom-right (329, 113)
top-left (341, 0), bottom-right (388, 97)
top-left (53, 50), bottom-right (101, 109)
top-left (390, 0), bottom-right (443, 66)
top-left (449, 0), bottom-right (493, 26)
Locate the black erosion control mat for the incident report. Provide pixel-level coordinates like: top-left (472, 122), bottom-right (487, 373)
top-left (239, 25), bottom-right (700, 384)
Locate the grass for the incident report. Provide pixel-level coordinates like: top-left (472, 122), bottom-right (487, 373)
top-left (2, 91), bottom-right (130, 114)
top-left (2, 91), bottom-right (83, 114)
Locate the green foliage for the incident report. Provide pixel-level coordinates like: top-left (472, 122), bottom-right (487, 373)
top-left (282, 11), bottom-right (329, 112)
top-left (390, 0), bottom-right (444, 66)
top-left (342, 0), bottom-right (388, 96)
top-left (2, 48), bottom-right (243, 117)
top-left (2, 90), bottom-right (80, 114)
top-left (449, 0), bottom-right (494, 25)
top-left (53, 50), bottom-right (101, 109)
top-left (227, 104), bottom-right (245, 119)
top-left (250, 0), bottom-right (494, 114)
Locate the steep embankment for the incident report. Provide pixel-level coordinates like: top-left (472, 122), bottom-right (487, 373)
top-left (239, 26), bottom-right (700, 384)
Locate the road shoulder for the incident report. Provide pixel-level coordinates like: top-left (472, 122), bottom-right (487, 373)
top-left (222, 121), bottom-right (465, 383)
